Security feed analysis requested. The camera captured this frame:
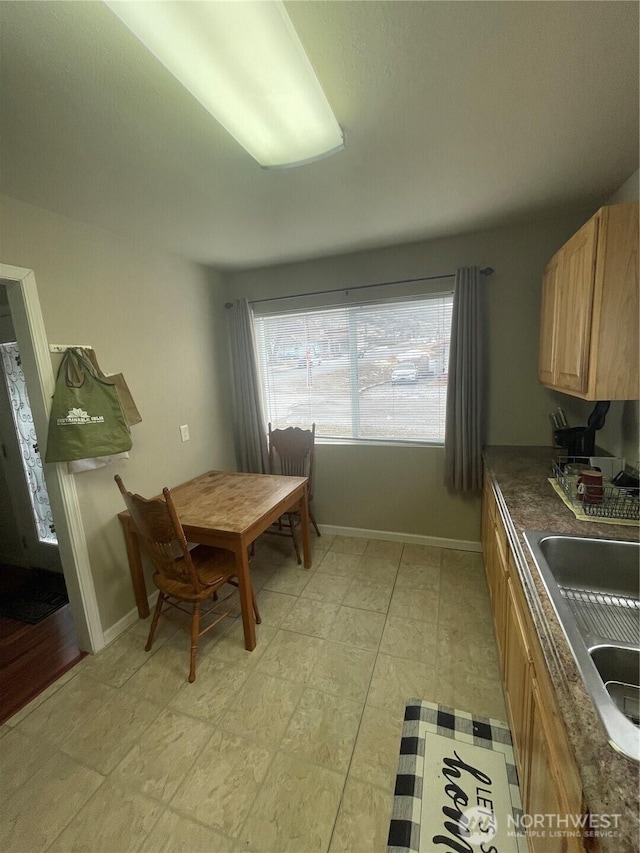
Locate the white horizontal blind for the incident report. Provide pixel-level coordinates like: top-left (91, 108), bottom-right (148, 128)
top-left (254, 294), bottom-right (453, 443)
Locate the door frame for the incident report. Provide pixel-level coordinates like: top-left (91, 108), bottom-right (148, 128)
top-left (1, 263), bottom-right (104, 653)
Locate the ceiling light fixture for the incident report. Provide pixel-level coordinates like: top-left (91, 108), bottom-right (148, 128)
top-left (105, 0), bottom-right (344, 169)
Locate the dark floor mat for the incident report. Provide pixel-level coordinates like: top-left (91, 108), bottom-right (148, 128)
top-left (0, 569), bottom-right (69, 624)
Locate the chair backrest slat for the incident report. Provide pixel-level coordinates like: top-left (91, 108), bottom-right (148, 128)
top-left (268, 424), bottom-right (316, 498)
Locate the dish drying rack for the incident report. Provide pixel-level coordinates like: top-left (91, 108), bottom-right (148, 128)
top-left (552, 457), bottom-right (640, 521)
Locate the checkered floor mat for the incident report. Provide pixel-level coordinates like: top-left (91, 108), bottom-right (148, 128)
top-left (388, 700), bottom-right (528, 852)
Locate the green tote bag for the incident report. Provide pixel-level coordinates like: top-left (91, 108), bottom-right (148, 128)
top-left (45, 348), bottom-right (133, 463)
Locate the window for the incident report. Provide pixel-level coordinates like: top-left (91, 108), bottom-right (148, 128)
top-left (254, 293), bottom-right (453, 443)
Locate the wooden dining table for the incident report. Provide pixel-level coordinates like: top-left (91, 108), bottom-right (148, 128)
top-left (117, 470), bottom-right (311, 651)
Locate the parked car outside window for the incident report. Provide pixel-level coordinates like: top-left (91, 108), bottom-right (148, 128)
top-left (391, 361), bottom-right (418, 383)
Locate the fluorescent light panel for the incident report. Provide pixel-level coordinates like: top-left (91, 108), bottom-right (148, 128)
top-left (105, 0), bottom-right (344, 168)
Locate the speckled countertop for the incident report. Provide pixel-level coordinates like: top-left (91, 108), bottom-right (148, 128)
top-left (483, 446), bottom-right (639, 853)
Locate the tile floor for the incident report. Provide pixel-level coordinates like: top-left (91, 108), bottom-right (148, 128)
top-left (0, 533), bottom-right (507, 853)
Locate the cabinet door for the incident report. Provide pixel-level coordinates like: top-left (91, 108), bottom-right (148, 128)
top-left (539, 254), bottom-right (560, 385)
top-left (481, 477), bottom-right (494, 574)
top-left (492, 520), bottom-right (509, 669)
top-left (527, 679), bottom-right (570, 853)
top-left (554, 217), bottom-right (598, 393)
top-left (527, 679), bottom-right (586, 853)
top-left (589, 203), bottom-right (640, 400)
top-left (481, 481), bottom-right (509, 669)
top-left (504, 578), bottom-right (532, 797)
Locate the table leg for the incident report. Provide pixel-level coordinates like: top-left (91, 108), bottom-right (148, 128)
top-left (118, 517), bottom-right (150, 619)
top-left (300, 484), bottom-right (312, 569)
top-left (237, 546), bottom-right (256, 651)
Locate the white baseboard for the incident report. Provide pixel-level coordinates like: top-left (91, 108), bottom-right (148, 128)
top-left (317, 524), bottom-right (481, 553)
top-left (102, 590), bottom-right (158, 647)
top-left (102, 527), bottom-right (480, 645)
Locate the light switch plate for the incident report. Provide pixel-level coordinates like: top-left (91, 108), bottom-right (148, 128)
top-left (180, 424), bottom-right (190, 442)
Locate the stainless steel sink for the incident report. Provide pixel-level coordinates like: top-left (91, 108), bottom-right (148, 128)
top-left (536, 535), bottom-right (639, 599)
top-left (524, 531), bottom-right (640, 761)
top-left (590, 646), bottom-right (640, 726)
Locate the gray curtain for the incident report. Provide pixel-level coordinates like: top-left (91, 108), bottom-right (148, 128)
top-left (227, 298), bottom-right (269, 473)
top-left (444, 266), bottom-right (484, 492)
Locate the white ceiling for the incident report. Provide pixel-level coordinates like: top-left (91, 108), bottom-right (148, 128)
top-left (1, 1), bottom-right (638, 270)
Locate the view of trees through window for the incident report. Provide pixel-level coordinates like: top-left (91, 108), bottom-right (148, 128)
top-left (254, 294), bottom-right (453, 442)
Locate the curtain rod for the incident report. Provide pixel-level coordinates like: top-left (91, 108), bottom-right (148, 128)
top-left (225, 267), bottom-right (494, 308)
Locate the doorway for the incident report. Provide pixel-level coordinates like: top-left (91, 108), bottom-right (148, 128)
top-left (0, 286), bottom-right (85, 721)
top-left (0, 264), bottom-right (103, 721)
top-left (0, 332), bottom-right (61, 572)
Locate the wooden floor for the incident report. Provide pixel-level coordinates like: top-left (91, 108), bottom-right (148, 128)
top-left (0, 600), bottom-right (85, 725)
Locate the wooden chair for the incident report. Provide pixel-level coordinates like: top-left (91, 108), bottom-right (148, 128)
top-left (115, 475), bottom-right (260, 682)
top-left (266, 423), bottom-right (321, 563)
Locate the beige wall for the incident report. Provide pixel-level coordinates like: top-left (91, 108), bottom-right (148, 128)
top-left (223, 208), bottom-right (595, 542)
top-left (0, 195), bottom-right (236, 632)
top-left (607, 168), bottom-right (639, 205)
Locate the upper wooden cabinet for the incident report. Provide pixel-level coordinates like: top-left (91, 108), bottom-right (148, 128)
top-left (539, 202), bottom-right (639, 400)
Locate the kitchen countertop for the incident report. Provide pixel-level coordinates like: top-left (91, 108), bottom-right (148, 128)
top-left (483, 446), bottom-right (639, 853)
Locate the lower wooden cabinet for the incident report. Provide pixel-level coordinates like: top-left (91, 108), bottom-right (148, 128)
top-left (503, 577), bottom-right (532, 795)
top-left (482, 472), bottom-right (588, 852)
top-left (482, 477), bottom-right (508, 666)
top-left (528, 678), bottom-right (572, 853)
top-left (527, 677), bottom-right (586, 853)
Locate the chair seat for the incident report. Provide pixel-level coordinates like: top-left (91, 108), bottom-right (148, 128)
top-left (155, 545), bottom-right (237, 601)
top-left (189, 544), bottom-right (236, 577)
